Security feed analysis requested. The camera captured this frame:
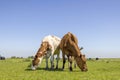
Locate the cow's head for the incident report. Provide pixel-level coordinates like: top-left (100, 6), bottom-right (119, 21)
top-left (31, 42), bottom-right (52, 70)
top-left (75, 55), bottom-right (88, 72)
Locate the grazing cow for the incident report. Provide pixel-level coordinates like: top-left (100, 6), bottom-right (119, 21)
top-left (59, 32), bottom-right (88, 71)
top-left (31, 35), bottom-right (61, 70)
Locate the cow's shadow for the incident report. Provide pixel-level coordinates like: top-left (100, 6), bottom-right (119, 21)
top-left (25, 64), bottom-right (82, 72)
top-left (25, 68), bottom-right (83, 73)
top-left (25, 67), bottom-right (63, 72)
top-left (40, 68), bottom-right (63, 71)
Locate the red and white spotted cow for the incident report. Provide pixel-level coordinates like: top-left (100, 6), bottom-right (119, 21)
top-left (31, 35), bottom-right (61, 70)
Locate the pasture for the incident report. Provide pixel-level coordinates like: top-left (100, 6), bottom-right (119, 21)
top-left (0, 58), bottom-right (120, 80)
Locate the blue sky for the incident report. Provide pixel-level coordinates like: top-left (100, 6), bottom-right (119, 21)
top-left (0, 0), bottom-right (120, 58)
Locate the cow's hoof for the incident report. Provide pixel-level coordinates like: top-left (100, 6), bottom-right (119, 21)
top-left (45, 67), bottom-right (49, 70)
top-left (55, 67), bottom-right (58, 69)
top-left (70, 67), bottom-right (73, 71)
top-left (50, 67), bottom-right (54, 70)
top-left (61, 68), bottom-right (64, 71)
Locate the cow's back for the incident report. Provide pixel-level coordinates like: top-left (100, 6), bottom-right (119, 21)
top-left (60, 32), bottom-right (78, 47)
top-left (60, 32), bottom-right (80, 56)
top-left (42, 35), bottom-right (61, 51)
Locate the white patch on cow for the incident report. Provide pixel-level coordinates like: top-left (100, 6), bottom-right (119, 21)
top-left (38, 57), bottom-right (43, 65)
top-left (31, 65), bottom-right (36, 70)
top-left (31, 64), bottom-right (37, 70)
top-left (42, 35), bottom-right (61, 55)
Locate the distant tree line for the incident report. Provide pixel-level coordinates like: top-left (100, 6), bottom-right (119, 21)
top-left (10, 56), bottom-right (34, 59)
top-left (11, 56), bottom-right (23, 59)
top-left (10, 55), bottom-right (100, 61)
top-left (28, 56), bottom-right (34, 59)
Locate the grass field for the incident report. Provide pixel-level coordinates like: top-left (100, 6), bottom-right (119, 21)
top-left (0, 58), bottom-right (120, 80)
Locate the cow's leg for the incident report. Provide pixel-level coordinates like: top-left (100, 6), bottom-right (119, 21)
top-left (67, 55), bottom-right (70, 69)
top-left (68, 56), bottom-right (73, 71)
top-left (72, 56), bottom-right (76, 68)
top-left (74, 61), bottom-right (77, 68)
top-left (45, 52), bottom-right (51, 70)
top-left (45, 56), bottom-right (49, 69)
top-left (56, 53), bottom-right (59, 69)
top-left (50, 55), bottom-right (54, 70)
top-left (62, 53), bottom-right (66, 70)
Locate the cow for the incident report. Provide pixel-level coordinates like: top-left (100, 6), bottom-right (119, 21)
top-left (59, 32), bottom-right (88, 71)
top-left (31, 35), bottom-right (61, 70)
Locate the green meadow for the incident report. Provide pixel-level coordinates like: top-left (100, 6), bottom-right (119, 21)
top-left (0, 58), bottom-right (120, 80)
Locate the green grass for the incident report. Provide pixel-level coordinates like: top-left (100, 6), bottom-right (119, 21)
top-left (0, 58), bottom-right (120, 80)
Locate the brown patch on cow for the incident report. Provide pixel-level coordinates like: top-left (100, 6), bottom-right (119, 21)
top-left (32, 55), bottom-right (40, 66)
top-left (38, 41), bottom-right (52, 55)
top-left (32, 41), bottom-right (52, 67)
